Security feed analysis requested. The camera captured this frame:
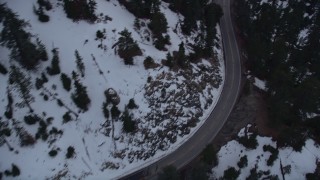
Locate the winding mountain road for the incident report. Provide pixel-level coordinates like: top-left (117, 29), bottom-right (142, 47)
top-left (120, 0), bottom-right (242, 179)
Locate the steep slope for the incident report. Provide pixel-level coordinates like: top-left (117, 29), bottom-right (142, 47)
top-left (0, 0), bottom-right (224, 179)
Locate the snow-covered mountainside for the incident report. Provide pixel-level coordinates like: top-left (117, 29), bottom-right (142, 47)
top-left (0, 0), bottom-right (224, 179)
top-left (211, 125), bottom-right (320, 180)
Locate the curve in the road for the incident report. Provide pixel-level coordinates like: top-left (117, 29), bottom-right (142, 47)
top-left (120, 0), bottom-right (242, 179)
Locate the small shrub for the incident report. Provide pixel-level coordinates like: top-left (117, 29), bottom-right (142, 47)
top-left (263, 145), bottom-right (279, 166)
top-left (246, 167), bottom-right (262, 180)
top-left (24, 115), bottom-right (41, 125)
top-left (38, 13), bottom-right (50, 22)
top-left (60, 73), bottom-right (72, 91)
top-left (111, 105), bottom-right (121, 119)
top-left (4, 164), bottom-right (20, 177)
top-left (96, 30), bottom-right (105, 39)
top-left (223, 167), bottom-right (240, 180)
top-left (127, 98), bottom-right (138, 109)
top-left (66, 146), bottom-right (75, 159)
top-left (63, 112), bottom-right (72, 123)
top-left (237, 155), bottom-right (248, 168)
top-left (49, 149), bottom-right (58, 157)
top-left (306, 172), bottom-right (319, 180)
top-left (35, 73), bottom-right (48, 90)
top-left (57, 99), bottom-right (64, 107)
top-left (9, 164), bottom-right (20, 177)
top-left (237, 133), bottom-right (258, 149)
top-left (20, 131), bottom-right (36, 146)
top-left (37, 0), bottom-right (52, 10)
top-left (36, 120), bottom-right (48, 141)
top-left (43, 94), bottom-right (49, 101)
top-left (124, 57), bottom-right (134, 65)
top-left (0, 63), bottom-right (8, 74)
top-left (35, 78), bottom-right (44, 90)
top-left (4, 110), bottom-right (13, 119)
top-left (143, 56), bottom-right (158, 69)
top-left (0, 128), bottom-right (11, 137)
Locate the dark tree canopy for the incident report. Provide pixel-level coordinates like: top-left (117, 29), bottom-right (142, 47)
top-left (0, 4), bottom-right (47, 69)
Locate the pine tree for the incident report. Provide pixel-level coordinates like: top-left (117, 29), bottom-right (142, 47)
top-left (0, 62), bottom-right (8, 74)
top-left (177, 42), bottom-right (187, 68)
top-left (111, 105), bottom-right (121, 119)
top-left (11, 164), bottom-right (20, 177)
top-left (121, 108), bottom-right (135, 133)
top-left (75, 50), bottom-right (85, 77)
top-left (63, 0), bottom-right (96, 22)
top-left (47, 48), bottom-right (61, 75)
top-left (166, 52), bottom-right (174, 68)
top-left (9, 65), bottom-right (34, 112)
top-left (148, 11), bottom-right (168, 37)
top-left (36, 38), bottom-right (48, 61)
top-left (87, 0), bottom-right (97, 21)
top-left (60, 73), bottom-right (72, 91)
top-left (115, 28), bottom-right (142, 63)
top-left (127, 98), bottom-right (138, 109)
top-left (0, 4), bottom-right (43, 69)
top-left (71, 72), bottom-right (91, 111)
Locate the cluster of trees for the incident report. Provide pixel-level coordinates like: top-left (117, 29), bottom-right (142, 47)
top-left (119, 0), bottom-right (170, 50)
top-left (9, 66), bottom-right (34, 112)
top-left (63, 0), bottom-right (97, 22)
top-left (0, 4), bottom-right (48, 69)
top-left (164, 0), bottom-right (223, 58)
top-left (163, 42), bottom-right (188, 69)
top-left (235, 0), bottom-right (320, 131)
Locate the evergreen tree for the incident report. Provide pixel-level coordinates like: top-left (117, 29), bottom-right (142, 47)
top-left (35, 73), bottom-right (48, 90)
top-left (71, 72), bottom-right (91, 111)
top-left (0, 62), bottom-right (8, 75)
top-left (114, 28), bottom-right (142, 63)
top-left (47, 48), bottom-right (61, 75)
top-left (60, 73), bottom-right (72, 91)
top-left (11, 164), bottom-right (20, 177)
top-left (66, 146), bottom-right (75, 158)
top-left (148, 11), bottom-right (168, 37)
top-left (177, 42), bottom-right (187, 68)
top-left (63, 0), bottom-right (96, 21)
top-left (87, 0), bottom-right (97, 21)
top-left (0, 4), bottom-right (43, 69)
top-left (9, 65), bottom-right (34, 112)
top-left (36, 38), bottom-right (48, 61)
top-left (75, 50), bottom-right (85, 77)
top-left (121, 109), bottom-right (135, 133)
top-left (118, 0), bottom-right (160, 18)
top-left (111, 105), bottom-right (121, 119)
top-left (128, 98), bottom-right (138, 109)
top-left (166, 52), bottom-right (174, 68)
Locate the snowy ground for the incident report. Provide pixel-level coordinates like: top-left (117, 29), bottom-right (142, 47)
top-left (211, 125), bottom-right (320, 180)
top-left (0, 0), bottom-right (224, 179)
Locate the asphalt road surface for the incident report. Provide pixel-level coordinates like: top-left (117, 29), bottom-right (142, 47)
top-left (119, 0), bottom-right (242, 179)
